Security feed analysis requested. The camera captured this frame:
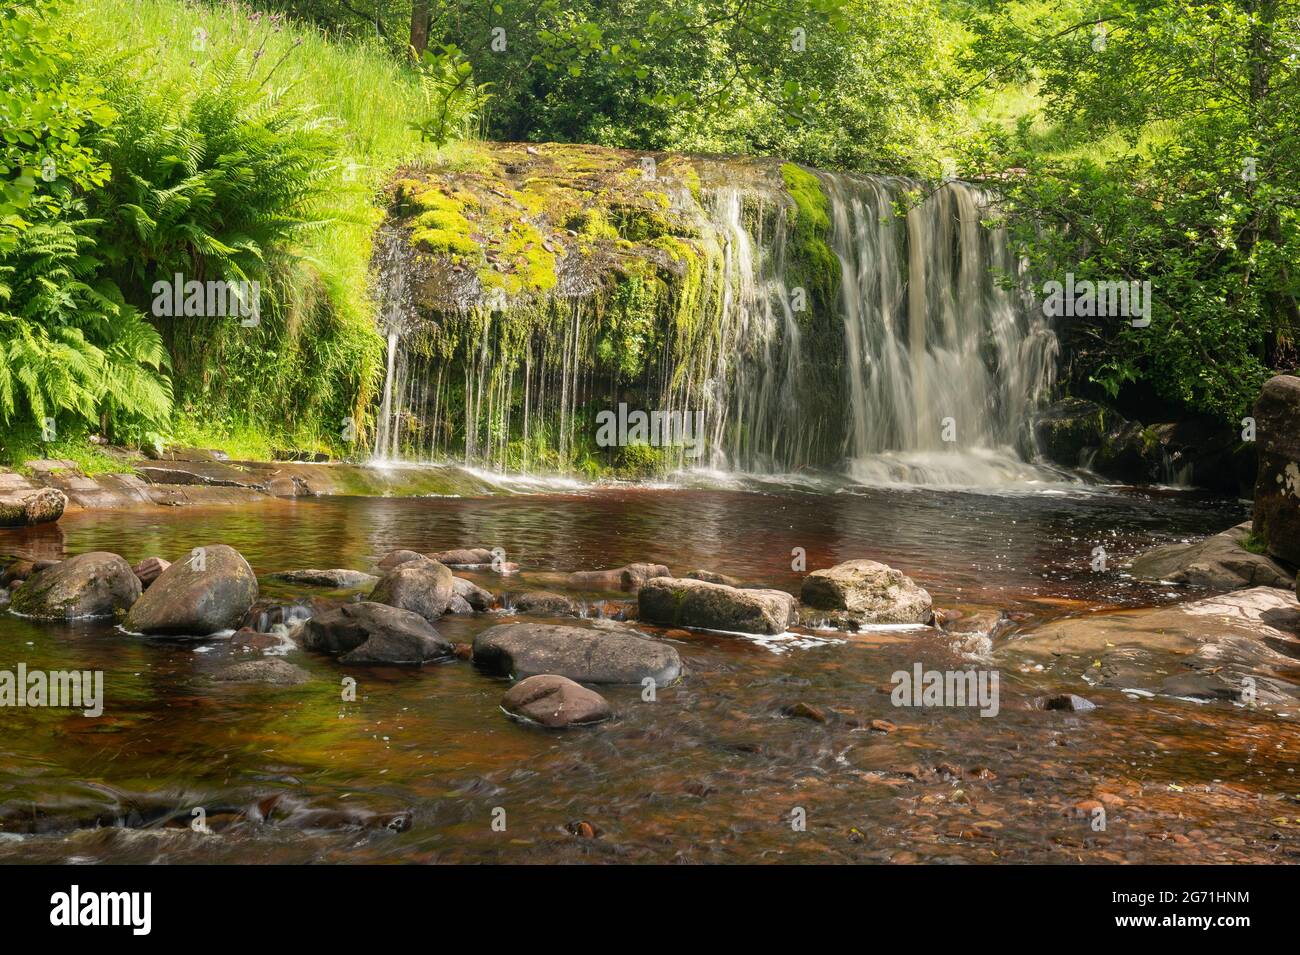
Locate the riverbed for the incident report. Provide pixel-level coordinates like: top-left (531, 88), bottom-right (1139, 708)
top-left (2, 480), bottom-right (1297, 864)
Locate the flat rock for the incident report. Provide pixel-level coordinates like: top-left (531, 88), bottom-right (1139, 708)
top-left (511, 591), bottom-right (578, 616)
top-left (501, 674), bottom-right (612, 727)
top-left (123, 544), bottom-right (258, 636)
top-left (638, 577), bottom-right (797, 634)
top-left (302, 601), bottom-right (454, 665)
top-left (10, 551), bottom-right (140, 619)
top-left (1010, 587), bottom-right (1300, 705)
top-left (269, 568), bottom-right (379, 589)
top-left (800, 560), bottom-right (932, 624)
top-left (473, 622), bottom-right (681, 684)
top-left (427, 547), bottom-right (495, 566)
top-left (1127, 521), bottom-right (1292, 589)
top-left (369, 559), bottom-right (454, 623)
top-left (209, 659), bottom-right (312, 685)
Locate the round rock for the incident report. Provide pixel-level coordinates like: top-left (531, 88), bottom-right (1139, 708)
top-left (501, 674), bottom-right (612, 727)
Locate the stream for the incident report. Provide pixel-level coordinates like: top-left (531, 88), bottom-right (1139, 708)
top-left (3, 478), bottom-right (1297, 864)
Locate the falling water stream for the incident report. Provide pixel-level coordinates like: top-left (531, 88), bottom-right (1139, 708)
top-left (370, 173), bottom-right (1062, 487)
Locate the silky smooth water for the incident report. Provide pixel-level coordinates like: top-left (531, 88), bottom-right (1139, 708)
top-left (2, 482), bottom-right (1296, 864)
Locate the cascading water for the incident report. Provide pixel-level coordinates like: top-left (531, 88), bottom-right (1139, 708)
top-left (371, 159), bottom-right (1060, 487)
top-left (821, 173), bottom-right (1059, 484)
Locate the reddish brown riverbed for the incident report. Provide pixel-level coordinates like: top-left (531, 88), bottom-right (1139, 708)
top-left (1, 483), bottom-right (1296, 863)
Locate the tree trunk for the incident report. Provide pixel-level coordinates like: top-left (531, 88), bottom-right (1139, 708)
top-left (410, 1), bottom-right (430, 56)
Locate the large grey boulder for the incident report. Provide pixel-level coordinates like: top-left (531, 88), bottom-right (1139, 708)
top-left (638, 577), bottom-right (797, 634)
top-left (369, 559), bottom-right (454, 623)
top-left (501, 674), bottom-right (612, 727)
top-left (123, 544), bottom-right (257, 636)
top-left (800, 560), bottom-right (932, 624)
top-left (10, 551), bottom-right (140, 619)
top-left (1252, 374), bottom-right (1300, 566)
top-left (473, 623), bottom-right (681, 684)
top-left (1127, 521), bottom-right (1292, 590)
top-left (302, 601), bottom-right (453, 665)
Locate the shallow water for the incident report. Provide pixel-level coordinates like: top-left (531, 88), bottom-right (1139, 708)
top-left (2, 481), bottom-right (1297, 864)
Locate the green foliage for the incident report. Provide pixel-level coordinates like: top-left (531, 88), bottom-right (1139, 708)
top-left (960, 0), bottom-right (1299, 420)
top-left (0, 3), bottom-right (171, 440)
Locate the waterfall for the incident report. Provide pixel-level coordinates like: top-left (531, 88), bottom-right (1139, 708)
top-left (370, 162), bottom-right (1059, 486)
top-left (821, 174), bottom-right (1059, 484)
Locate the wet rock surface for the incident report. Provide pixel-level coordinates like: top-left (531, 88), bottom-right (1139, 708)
top-left (500, 674), bottom-right (612, 727)
top-left (369, 559), bottom-right (454, 623)
top-left (1127, 521), bottom-right (1292, 590)
top-left (269, 568), bottom-right (379, 589)
top-left (474, 622), bottom-right (682, 684)
top-left (638, 577), bottom-right (797, 634)
top-left (10, 551), bottom-right (140, 619)
top-left (1010, 587), bottom-right (1300, 705)
top-left (800, 560), bottom-right (932, 624)
top-left (0, 487), bottom-right (67, 527)
top-left (302, 601), bottom-right (454, 665)
top-left (123, 544), bottom-right (257, 637)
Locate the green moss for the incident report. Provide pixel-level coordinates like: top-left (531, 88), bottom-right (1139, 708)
top-left (780, 161), bottom-right (840, 314)
top-left (616, 441), bottom-right (669, 478)
top-left (566, 207), bottom-right (619, 239)
top-left (479, 219), bottom-right (557, 297)
top-left (1243, 529), bottom-right (1269, 555)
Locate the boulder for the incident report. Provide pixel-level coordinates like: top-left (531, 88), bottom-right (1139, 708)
top-left (376, 549), bottom-right (425, 571)
top-left (799, 560), bottom-right (932, 624)
top-left (369, 559), bottom-right (454, 623)
top-left (1, 559), bottom-right (37, 587)
top-left (452, 577), bottom-right (493, 611)
top-left (123, 544), bottom-right (258, 636)
top-left (940, 610), bottom-right (1013, 639)
top-left (1090, 420), bottom-right (1159, 484)
top-left (10, 551), bottom-right (140, 619)
top-left (1252, 374), bottom-right (1300, 566)
top-left (567, 562), bottom-right (670, 592)
top-left (132, 557), bottom-right (170, 589)
top-left (512, 591), bottom-right (578, 616)
top-left (302, 602), bottom-right (454, 665)
top-left (685, 568), bottom-right (744, 588)
top-left (500, 674), bottom-right (612, 727)
top-left (0, 488), bottom-right (67, 528)
top-left (1033, 397), bottom-right (1109, 467)
top-left (269, 568), bottom-right (379, 589)
top-left (1127, 521), bottom-right (1292, 589)
top-left (427, 547), bottom-right (495, 566)
top-left (473, 623), bottom-right (681, 684)
top-left (447, 594), bottom-right (473, 614)
top-left (638, 577), bottom-right (797, 634)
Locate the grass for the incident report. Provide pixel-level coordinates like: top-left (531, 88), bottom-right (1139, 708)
top-left (0, 430), bottom-right (134, 476)
top-left (61, 0), bottom-right (456, 460)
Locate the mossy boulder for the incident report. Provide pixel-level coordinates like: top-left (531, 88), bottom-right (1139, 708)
top-left (11, 551), bottom-right (140, 619)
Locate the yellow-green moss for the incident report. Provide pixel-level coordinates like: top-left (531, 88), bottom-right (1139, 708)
top-left (780, 162), bottom-right (839, 312)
